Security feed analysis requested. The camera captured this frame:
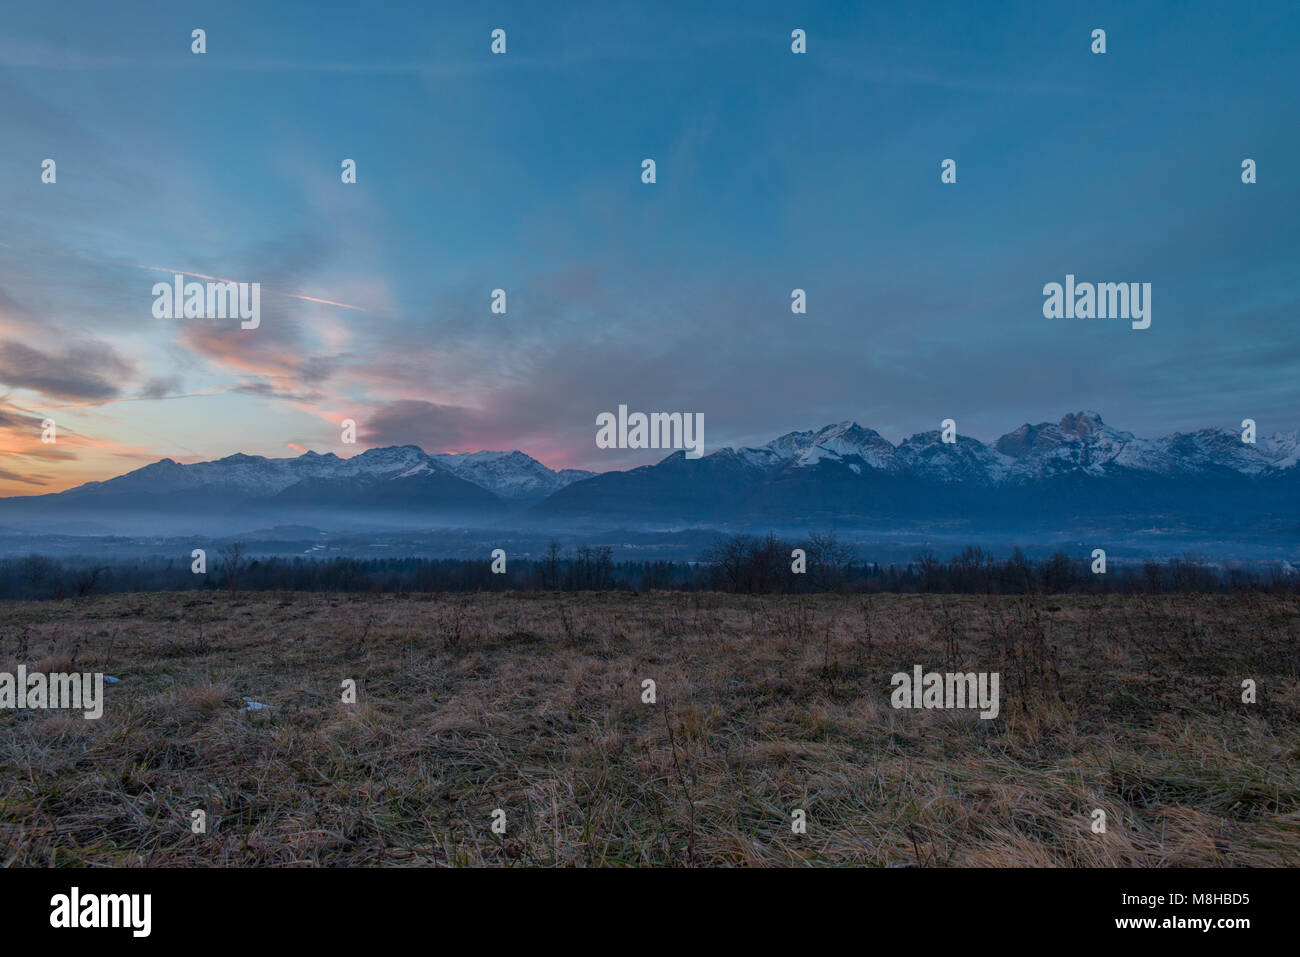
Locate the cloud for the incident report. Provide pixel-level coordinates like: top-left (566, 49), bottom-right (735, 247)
top-left (138, 376), bottom-right (183, 398)
top-left (0, 468), bottom-right (46, 486)
top-left (0, 403), bottom-right (79, 494)
top-left (0, 339), bottom-right (136, 402)
top-left (0, 406), bottom-right (44, 431)
top-left (178, 318), bottom-right (341, 402)
top-left (363, 400), bottom-right (483, 450)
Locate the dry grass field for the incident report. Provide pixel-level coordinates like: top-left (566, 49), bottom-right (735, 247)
top-left (1, 591), bottom-right (1297, 867)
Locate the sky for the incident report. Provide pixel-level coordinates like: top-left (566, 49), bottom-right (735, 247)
top-left (0, 0), bottom-right (1297, 495)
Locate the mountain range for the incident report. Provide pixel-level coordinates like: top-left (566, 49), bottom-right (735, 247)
top-left (535, 411), bottom-right (1299, 543)
top-left (1, 412), bottom-right (1296, 551)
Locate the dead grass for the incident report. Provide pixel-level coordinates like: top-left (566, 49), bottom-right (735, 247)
top-left (0, 591), bottom-right (1296, 867)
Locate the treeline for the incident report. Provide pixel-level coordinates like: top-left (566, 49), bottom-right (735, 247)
top-left (696, 534), bottom-right (1295, 595)
top-left (0, 546), bottom-right (694, 601)
top-left (0, 535), bottom-right (1295, 601)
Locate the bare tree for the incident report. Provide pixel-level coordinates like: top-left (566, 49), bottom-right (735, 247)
top-left (702, 533), bottom-right (793, 593)
top-left (218, 543), bottom-right (247, 597)
top-left (702, 534), bottom-right (751, 592)
top-left (545, 539), bottom-right (562, 590)
top-left (75, 566), bottom-right (107, 598)
top-left (802, 531), bottom-right (856, 591)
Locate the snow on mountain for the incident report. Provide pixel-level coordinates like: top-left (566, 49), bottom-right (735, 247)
top-left (730, 419), bottom-right (1021, 483)
top-left (347, 445), bottom-right (436, 477)
top-left (430, 450), bottom-right (595, 501)
top-left (29, 412), bottom-right (1300, 515)
top-left (53, 443), bottom-right (592, 505)
top-left (1151, 428), bottom-right (1289, 476)
top-left (718, 411), bottom-right (1299, 484)
top-left (65, 451), bottom-right (342, 497)
top-left (992, 411), bottom-right (1300, 478)
top-left (1260, 431), bottom-right (1300, 470)
top-left (735, 421), bottom-right (900, 471)
top-left (995, 411), bottom-right (1166, 478)
top-left (67, 445), bottom-right (441, 499)
top-left (896, 431), bottom-right (1014, 483)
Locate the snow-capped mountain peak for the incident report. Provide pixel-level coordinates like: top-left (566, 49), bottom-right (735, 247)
top-left (1058, 409), bottom-right (1105, 439)
top-left (56, 443), bottom-right (590, 504)
top-left (32, 412), bottom-right (1300, 515)
top-left (425, 450), bottom-right (594, 501)
top-left (733, 421), bottom-right (898, 471)
top-left (716, 411), bottom-right (1300, 485)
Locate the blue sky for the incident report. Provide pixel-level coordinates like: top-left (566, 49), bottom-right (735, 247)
top-left (0, 0), bottom-right (1297, 493)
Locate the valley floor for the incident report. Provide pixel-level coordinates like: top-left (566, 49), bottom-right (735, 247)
top-left (1, 591), bottom-right (1296, 866)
